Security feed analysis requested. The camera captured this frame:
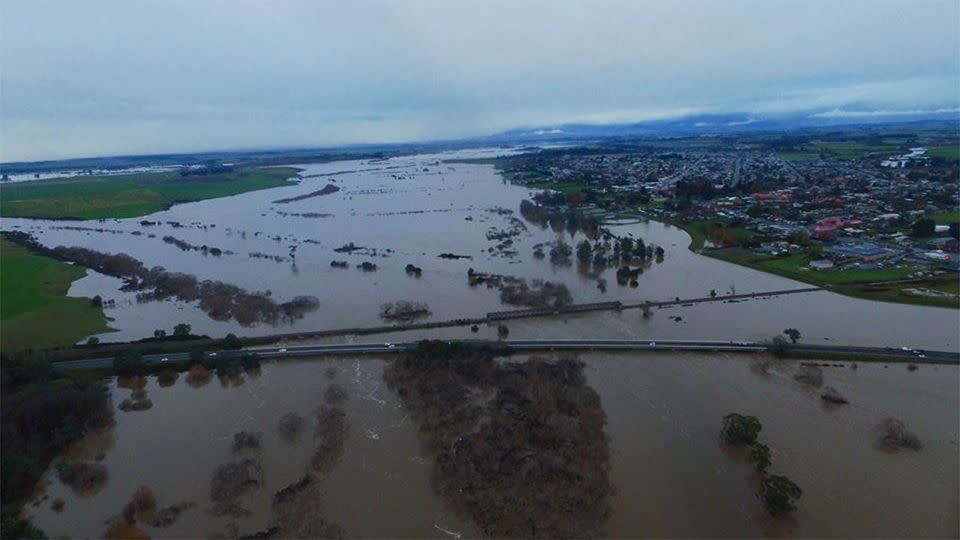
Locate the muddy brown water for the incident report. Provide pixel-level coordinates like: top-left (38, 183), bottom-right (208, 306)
top-left (25, 353), bottom-right (959, 538)
top-left (2, 148), bottom-right (957, 351)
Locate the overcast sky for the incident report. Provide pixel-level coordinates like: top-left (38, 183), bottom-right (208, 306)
top-left (2, 0), bottom-right (958, 161)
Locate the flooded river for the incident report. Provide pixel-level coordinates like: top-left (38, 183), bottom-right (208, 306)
top-left (1, 148), bottom-right (957, 350)
top-left (25, 353), bottom-right (959, 538)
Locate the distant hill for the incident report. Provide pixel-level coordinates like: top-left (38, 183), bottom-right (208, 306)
top-left (2, 109), bottom-right (956, 174)
top-left (490, 110), bottom-right (959, 142)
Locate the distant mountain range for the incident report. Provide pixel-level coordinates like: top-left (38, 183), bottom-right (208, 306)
top-left (489, 109), bottom-right (959, 142)
top-left (2, 108), bottom-right (956, 172)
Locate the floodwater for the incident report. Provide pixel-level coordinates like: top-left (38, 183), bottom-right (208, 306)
top-left (1, 148), bottom-right (958, 350)
top-left (25, 353), bottom-right (959, 538)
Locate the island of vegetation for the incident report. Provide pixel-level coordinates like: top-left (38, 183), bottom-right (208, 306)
top-left (0, 166), bottom-right (300, 220)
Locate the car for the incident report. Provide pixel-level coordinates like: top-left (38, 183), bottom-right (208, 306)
top-left (160, 357), bottom-right (169, 362)
top-left (901, 346), bottom-right (911, 351)
top-left (649, 341), bottom-right (657, 346)
top-left (384, 342), bottom-right (395, 348)
top-left (209, 352), bottom-right (217, 357)
top-left (279, 348), bottom-right (287, 353)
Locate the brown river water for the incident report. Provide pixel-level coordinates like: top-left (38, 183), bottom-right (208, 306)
top-left (24, 353), bottom-right (959, 538)
top-left (2, 148), bottom-right (957, 351)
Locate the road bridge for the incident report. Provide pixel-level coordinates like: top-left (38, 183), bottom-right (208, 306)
top-left (51, 339), bottom-right (959, 371)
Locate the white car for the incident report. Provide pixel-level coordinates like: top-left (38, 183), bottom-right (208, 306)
top-left (649, 341), bottom-right (657, 346)
top-left (160, 357), bottom-right (169, 362)
top-left (209, 352), bottom-right (217, 357)
top-left (385, 342), bottom-right (395, 348)
top-left (279, 348), bottom-right (287, 353)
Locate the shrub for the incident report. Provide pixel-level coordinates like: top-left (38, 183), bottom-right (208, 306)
top-left (783, 328), bottom-right (801, 344)
top-left (876, 418), bottom-right (923, 450)
top-left (185, 365), bottom-right (213, 387)
top-left (0, 353), bottom-right (53, 388)
top-left (747, 443), bottom-right (771, 472)
top-left (820, 386), bottom-right (848, 404)
top-left (757, 474), bottom-right (802, 515)
top-left (221, 333), bottom-right (243, 350)
top-left (277, 412), bottom-right (305, 441)
top-left (323, 385), bottom-right (348, 405)
top-left (1, 380), bottom-right (112, 503)
top-left (130, 485), bottom-right (157, 514)
top-left (720, 413), bottom-right (762, 445)
top-left (794, 365), bottom-right (824, 387)
top-left (173, 323), bottom-right (192, 337)
top-left (770, 335), bottom-right (789, 357)
top-left (157, 369), bottom-right (179, 387)
top-left (232, 431), bottom-right (262, 452)
top-left (113, 350), bottom-right (146, 376)
top-left (56, 462), bottom-right (109, 495)
top-left (210, 459), bottom-right (262, 506)
top-left (380, 300), bottom-right (431, 321)
top-left (104, 521), bottom-right (149, 540)
top-left (118, 398), bottom-right (153, 412)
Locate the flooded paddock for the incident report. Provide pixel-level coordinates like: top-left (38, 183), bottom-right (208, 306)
top-left (2, 150), bottom-right (957, 351)
top-left (25, 353), bottom-right (959, 538)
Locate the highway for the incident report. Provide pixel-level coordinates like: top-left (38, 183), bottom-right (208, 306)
top-left (51, 339), bottom-right (960, 371)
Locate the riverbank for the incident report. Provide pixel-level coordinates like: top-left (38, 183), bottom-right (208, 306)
top-left (0, 166), bottom-right (301, 219)
top-left (667, 220), bottom-right (959, 309)
top-left (0, 235), bottom-right (112, 352)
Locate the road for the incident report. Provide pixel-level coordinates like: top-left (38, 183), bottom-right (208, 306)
top-left (51, 339), bottom-right (959, 371)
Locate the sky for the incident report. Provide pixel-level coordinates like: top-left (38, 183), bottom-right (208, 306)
top-left (1, 0), bottom-right (958, 162)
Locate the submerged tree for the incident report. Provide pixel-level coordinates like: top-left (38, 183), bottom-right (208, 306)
top-left (747, 442), bottom-right (771, 473)
top-left (783, 328), bottom-right (801, 344)
top-left (757, 474), bottom-right (802, 515)
top-left (576, 240), bottom-right (592, 264)
top-left (720, 413), bottom-right (762, 445)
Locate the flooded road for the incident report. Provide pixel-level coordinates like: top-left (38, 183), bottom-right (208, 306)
top-left (25, 353), bottom-right (959, 538)
top-left (1, 148), bottom-right (957, 350)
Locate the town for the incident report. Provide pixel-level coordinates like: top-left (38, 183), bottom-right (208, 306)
top-left (487, 126), bottom-right (960, 306)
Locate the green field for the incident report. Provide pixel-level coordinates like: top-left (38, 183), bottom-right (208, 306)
top-left (703, 248), bottom-right (957, 308)
top-left (707, 249), bottom-right (918, 284)
top-left (0, 236), bottom-right (112, 351)
top-left (928, 210), bottom-right (960, 224)
top-left (679, 220), bottom-right (755, 251)
top-left (524, 180), bottom-right (587, 196)
top-left (928, 145), bottom-right (960, 162)
top-left (809, 140), bottom-right (902, 160)
top-left (0, 166), bottom-right (300, 219)
top-left (668, 220), bottom-right (957, 308)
